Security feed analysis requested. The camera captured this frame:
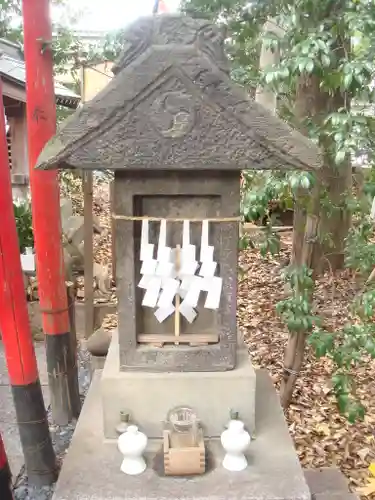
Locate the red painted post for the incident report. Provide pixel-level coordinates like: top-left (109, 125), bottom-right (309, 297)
top-left (153, 0), bottom-right (168, 13)
top-left (22, 0), bottom-right (81, 425)
top-left (0, 80), bottom-right (57, 486)
top-left (0, 433), bottom-right (13, 500)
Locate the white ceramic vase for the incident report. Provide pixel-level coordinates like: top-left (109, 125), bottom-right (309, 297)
top-left (221, 420), bottom-right (250, 472)
top-left (117, 425), bottom-right (148, 475)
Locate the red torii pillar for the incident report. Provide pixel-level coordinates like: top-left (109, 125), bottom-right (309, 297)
top-left (0, 81), bottom-right (57, 486)
top-left (153, 0), bottom-right (169, 13)
top-left (0, 433), bottom-right (13, 500)
top-left (22, 0), bottom-right (81, 425)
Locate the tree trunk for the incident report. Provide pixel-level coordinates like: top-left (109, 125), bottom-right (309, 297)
top-left (292, 197), bottom-right (307, 265)
top-left (281, 214), bottom-right (319, 407)
top-left (292, 71), bottom-right (352, 272)
top-left (284, 34), bottom-right (352, 407)
top-left (255, 18), bottom-right (282, 113)
top-left (280, 332), bottom-right (307, 408)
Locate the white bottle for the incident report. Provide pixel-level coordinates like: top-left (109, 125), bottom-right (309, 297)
top-left (221, 420), bottom-right (250, 472)
top-left (117, 425), bottom-right (148, 475)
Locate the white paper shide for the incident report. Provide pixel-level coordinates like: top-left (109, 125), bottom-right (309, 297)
top-left (138, 219), bottom-right (223, 323)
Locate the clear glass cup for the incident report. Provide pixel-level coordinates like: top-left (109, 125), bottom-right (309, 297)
top-left (167, 406), bottom-right (198, 446)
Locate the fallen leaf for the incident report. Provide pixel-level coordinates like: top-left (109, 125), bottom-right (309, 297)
top-left (316, 423), bottom-right (331, 436)
top-left (322, 385), bottom-right (332, 396)
top-left (357, 478), bottom-right (375, 496)
top-left (369, 463), bottom-right (375, 477)
top-left (358, 448), bottom-right (371, 461)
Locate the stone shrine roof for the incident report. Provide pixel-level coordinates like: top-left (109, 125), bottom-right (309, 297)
top-left (35, 15), bottom-right (323, 172)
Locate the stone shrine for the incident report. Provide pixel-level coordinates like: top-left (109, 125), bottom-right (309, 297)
top-left (37, 13), bottom-right (322, 500)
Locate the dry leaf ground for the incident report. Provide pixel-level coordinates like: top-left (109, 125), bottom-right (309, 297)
top-left (69, 180), bottom-right (375, 492)
top-left (239, 235), bottom-right (375, 491)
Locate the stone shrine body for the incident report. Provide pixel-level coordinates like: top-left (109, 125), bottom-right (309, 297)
top-left (37, 13), bottom-right (322, 500)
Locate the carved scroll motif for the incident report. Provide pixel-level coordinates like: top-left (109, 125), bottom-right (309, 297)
top-left (150, 90), bottom-right (196, 139)
top-left (113, 16), bottom-right (228, 75)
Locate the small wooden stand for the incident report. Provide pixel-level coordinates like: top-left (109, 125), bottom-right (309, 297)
top-left (163, 428), bottom-right (205, 476)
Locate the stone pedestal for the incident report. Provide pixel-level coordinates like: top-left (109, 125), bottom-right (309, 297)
top-left (52, 370), bottom-right (310, 500)
top-left (101, 330), bottom-right (256, 439)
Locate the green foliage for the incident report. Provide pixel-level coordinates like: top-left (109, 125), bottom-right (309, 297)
top-left (306, 186), bottom-right (375, 422)
top-left (308, 289), bottom-right (375, 423)
top-left (56, 104), bottom-right (75, 124)
top-left (184, 0), bottom-right (375, 422)
top-left (276, 265), bottom-right (320, 332)
top-left (0, 0), bottom-right (122, 80)
top-left (0, 0), bottom-right (21, 41)
top-left (0, 1), bottom-right (78, 74)
top-left (257, 228), bottom-right (281, 257)
top-left (51, 26), bottom-right (83, 75)
top-left (332, 373), bottom-right (365, 424)
top-left (278, 262), bottom-right (372, 422)
top-left (362, 166), bottom-right (375, 198)
top-left (345, 217), bottom-right (375, 276)
top-left (241, 171), bottom-right (291, 223)
top-left (240, 170), bottom-right (313, 255)
top-left (13, 200), bottom-right (33, 252)
top-left (85, 29), bottom-right (127, 65)
top-left (240, 163), bottom-right (313, 210)
top-left (183, 0), bottom-right (375, 187)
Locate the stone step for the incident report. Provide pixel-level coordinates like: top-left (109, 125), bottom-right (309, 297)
top-left (304, 468), bottom-right (359, 500)
top-left (314, 493), bottom-right (358, 500)
top-left (304, 468), bottom-right (349, 495)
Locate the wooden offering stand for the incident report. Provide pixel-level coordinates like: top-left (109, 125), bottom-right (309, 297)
top-left (163, 406), bottom-right (206, 476)
top-left (163, 428), bottom-right (205, 476)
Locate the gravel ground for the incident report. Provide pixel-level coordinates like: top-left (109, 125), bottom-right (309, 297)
top-left (13, 346), bottom-right (92, 500)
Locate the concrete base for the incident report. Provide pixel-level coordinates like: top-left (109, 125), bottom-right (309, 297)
top-left (101, 331), bottom-right (256, 439)
top-left (304, 468), bottom-right (358, 500)
top-left (53, 369), bottom-right (310, 500)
